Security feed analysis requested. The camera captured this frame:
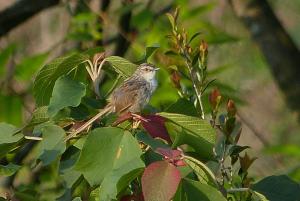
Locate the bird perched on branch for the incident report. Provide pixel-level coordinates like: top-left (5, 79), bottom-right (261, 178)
top-left (65, 63), bottom-right (159, 141)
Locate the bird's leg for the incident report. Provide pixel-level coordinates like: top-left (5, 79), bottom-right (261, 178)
top-left (131, 113), bottom-right (149, 122)
top-left (132, 113), bottom-right (150, 129)
top-left (112, 113), bottom-right (149, 127)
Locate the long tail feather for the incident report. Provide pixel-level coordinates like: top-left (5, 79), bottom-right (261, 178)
top-left (65, 106), bottom-right (113, 141)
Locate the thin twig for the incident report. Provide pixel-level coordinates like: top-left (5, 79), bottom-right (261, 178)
top-left (227, 188), bottom-right (249, 193)
top-left (24, 136), bottom-right (43, 141)
top-left (185, 61), bottom-right (205, 119)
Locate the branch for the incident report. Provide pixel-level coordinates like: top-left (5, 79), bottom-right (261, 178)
top-left (229, 0), bottom-right (300, 120)
top-left (0, 0), bottom-right (60, 37)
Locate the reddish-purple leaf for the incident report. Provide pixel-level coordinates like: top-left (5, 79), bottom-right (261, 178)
top-left (155, 148), bottom-right (186, 167)
top-left (141, 114), bottom-right (171, 143)
top-left (112, 112), bottom-right (133, 126)
top-left (156, 147), bottom-right (182, 159)
top-left (142, 161), bottom-right (181, 201)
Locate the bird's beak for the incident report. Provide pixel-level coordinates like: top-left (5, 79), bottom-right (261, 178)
top-left (154, 68), bottom-right (160, 71)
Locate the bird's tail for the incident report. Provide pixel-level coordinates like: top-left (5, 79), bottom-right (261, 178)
top-left (64, 105), bottom-right (113, 141)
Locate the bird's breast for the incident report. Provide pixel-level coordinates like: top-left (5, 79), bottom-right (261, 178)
top-left (149, 78), bottom-right (158, 94)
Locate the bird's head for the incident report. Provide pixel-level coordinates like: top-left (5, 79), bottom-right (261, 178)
top-left (135, 63), bottom-right (159, 81)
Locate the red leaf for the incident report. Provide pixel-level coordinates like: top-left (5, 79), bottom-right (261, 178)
top-left (141, 114), bottom-right (171, 143)
top-left (112, 112), bottom-right (133, 126)
top-left (142, 161), bottom-right (181, 201)
top-left (174, 160), bottom-right (186, 167)
top-left (156, 148), bottom-right (182, 160)
top-left (155, 148), bottom-right (186, 167)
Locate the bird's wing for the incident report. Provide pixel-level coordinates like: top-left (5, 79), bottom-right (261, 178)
top-left (111, 80), bottom-right (147, 113)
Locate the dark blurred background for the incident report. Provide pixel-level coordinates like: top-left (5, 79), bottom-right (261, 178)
top-left (0, 0), bottom-right (300, 194)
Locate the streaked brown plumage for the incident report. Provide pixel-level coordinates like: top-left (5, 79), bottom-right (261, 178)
top-left (65, 63), bottom-right (159, 140)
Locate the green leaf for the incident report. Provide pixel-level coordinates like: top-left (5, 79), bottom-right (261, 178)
top-left (138, 44), bottom-right (160, 63)
top-left (252, 191), bottom-right (269, 201)
top-left (99, 131), bottom-right (144, 201)
top-left (0, 163), bottom-right (21, 176)
top-left (173, 179), bottom-right (226, 201)
top-left (48, 76), bottom-right (86, 117)
top-left (251, 175), bottom-right (300, 201)
top-left (15, 53), bottom-right (48, 81)
top-left (188, 32), bottom-right (202, 44)
top-left (27, 106), bottom-right (50, 127)
top-left (33, 53), bottom-right (88, 106)
top-left (59, 147), bottom-right (81, 189)
top-left (166, 13), bottom-right (175, 29)
top-left (166, 98), bottom-right (198, 117)
top-left (75, 127), bottom-right (144, 189)
top-left (159, 112), bottom-right (216, 159)
top-left (105, 56), bottom-right (137, 78)
top-left (38, 125), bottom-right (66, 165)
top-left (136, 131), bottom-right (169, 150)
top-left (0, 122), bottom-right (23, 144)
top-left (99, 166), bottom-right (143, 201)
top-left (184, 156), bottom-right (217, 186)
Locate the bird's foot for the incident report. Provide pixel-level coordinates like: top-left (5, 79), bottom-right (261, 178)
top-left (131, 113), bottom-right (149, 122)
top-left (112, 113), bottom-right (149, 127)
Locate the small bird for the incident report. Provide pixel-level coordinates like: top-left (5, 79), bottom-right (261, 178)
top-left (65, 63), bottom-right (159, 140)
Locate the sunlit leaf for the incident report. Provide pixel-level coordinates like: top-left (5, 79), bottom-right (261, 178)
top-left (105, 56), bottom-right (137, 78)
top-left (159, 112), bottom-right (216, 159)
top-left (166, 13), bottom-right (175, 29)
top-left (48, 76), bottom-right (86, 117)
top-left (33, 53), bottom-right (88, 106)
top-left (252, 191), bottom-right (269, 201)
top-left (184, 156), bottom-right (217, 186)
